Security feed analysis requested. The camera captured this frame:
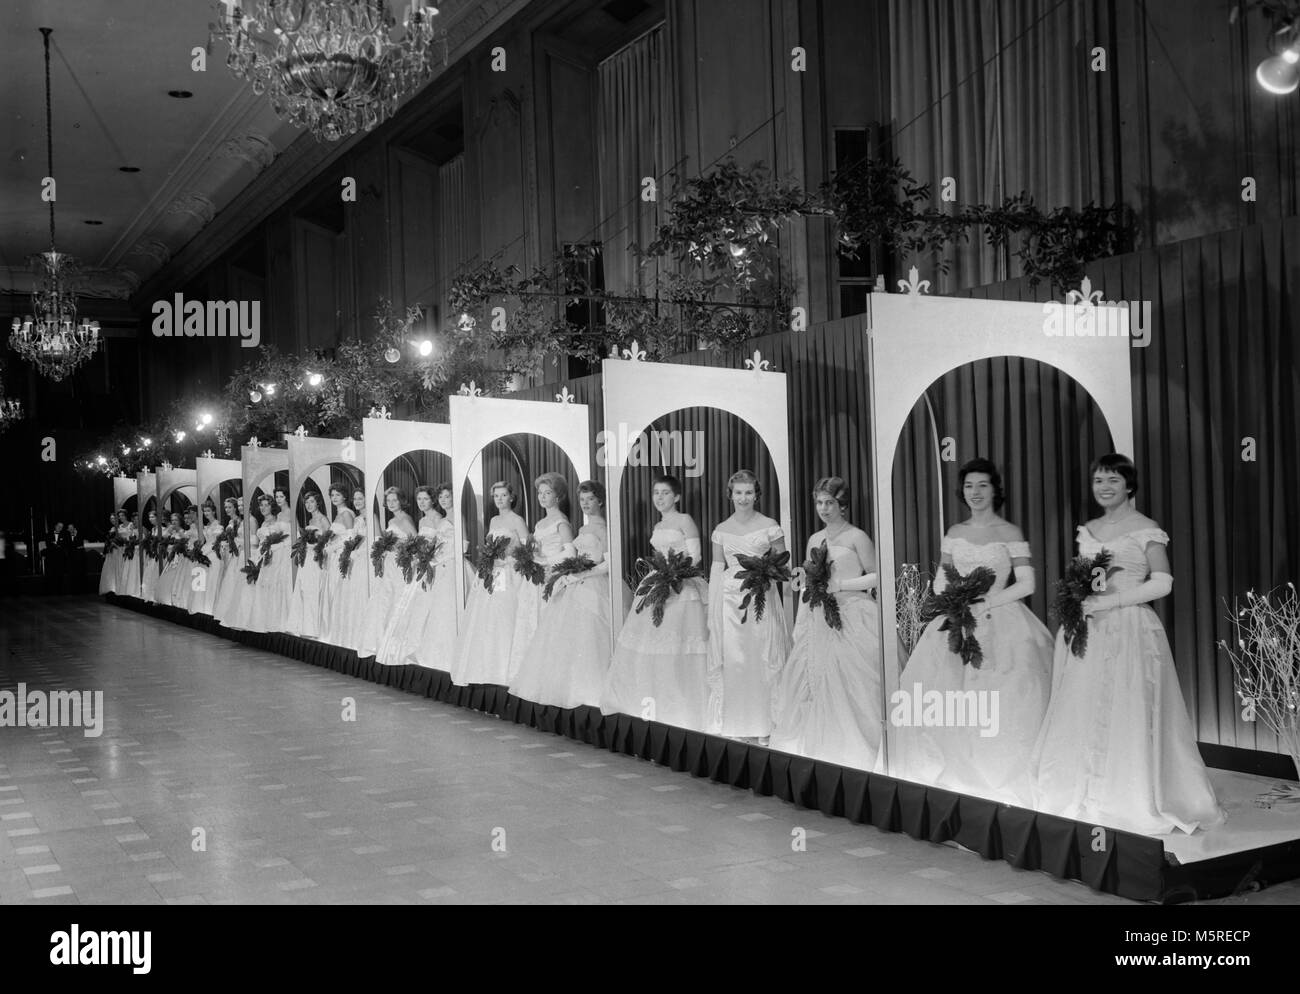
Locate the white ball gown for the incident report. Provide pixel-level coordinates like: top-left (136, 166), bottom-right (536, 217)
top-left (115, 524), bottom-right (139, 597)
top-left (448, 525), bottom-right (526, 687)
top-left (285, 523), bottom-right (329, 639)
top-left (98, 527), bottom-right (122, 594)
top-left (599, 528), bottom-right (711, 731)
top-left (508, 516), bottom-right (571, 678)
top-left (183, 521), bottom-right (224, 615)
top-left (770, 541), bottom-right (884, 769)
top-left (706, 524), bottom-right (793, 737)
top-left (156, 532), bottom-right (187, 607)
top-left (885, 538), bottom-right (1053, 807)
top-left (412, 516), bottom-right (459, 670)
top-left (1031, 527), bottom-right (1225, 835)
top-left (510, 528), bottom-right (612, 709)
top-left (357, 524), bottom-right (411, 658)
top-left (246, 519), bottom-right (293, 634)
top-left (375, 517), bottom-right (449, 666)
top-left (213, 519), bottom-right (250, 627)
top-left (322, 516), bottom-right (369, 652)
top-left (140, 533), bottom-right (162, 603)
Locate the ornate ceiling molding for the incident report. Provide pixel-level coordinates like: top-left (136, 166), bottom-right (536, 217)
top-left (0, 264), bottom-right (142, 300)
top-left (165, 192), bottom-right (217, 225)
top-left (132, 0), bottom-right (531, 309)
top-left (217, 133), bottom-right (278, 172)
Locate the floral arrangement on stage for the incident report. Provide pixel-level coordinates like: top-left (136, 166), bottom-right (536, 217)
top-left (475, 534), bottom-right (511, 591)
top-left (896, 563), bottom-right (929, 658)
top-left (258, 530), bottom-right (288, 566)
top-left (921, 564), bottom-right (998, 668)
top-left (544, 554), bottom-right (596, 601)
top-left (311, 529), bottom-right (331, 569)
top-left (338, 534), bottom-right (364, 578)
top-left (397, 534), bottom-right (441, 589)
top-left (800, 542), bottom-right (842, 633)
top-left (290, 533), bottom-right (310, 568)
top-left (1053, 551), bottom-right (1117, 659)
top-left (1219, 584), bottom-right (1300, 808)
top-left (633, 548), bottom-right (704, 628)
top-left (369, 531), bottom-right (400, 578)
top-left (512, 543), bottom-right (545, 587)
top-left (734, 548), bottom-right (792, 623)
top-left (241, 559), bottom-right (261, 585)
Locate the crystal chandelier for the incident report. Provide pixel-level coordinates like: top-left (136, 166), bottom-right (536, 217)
top-left (0, 394), bottom-right (21, 432)
top-left (7, 28), bottom-right (100, 383)
top-left (214, 1), bottom-right (445, 142)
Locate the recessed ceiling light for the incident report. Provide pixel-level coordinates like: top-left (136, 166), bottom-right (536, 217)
top-left (119, 166), bottom-right (140, 173)
top-left (84, 220), bottom-right (103, 225)
top-left (167, 90), bottom-right (193, 99)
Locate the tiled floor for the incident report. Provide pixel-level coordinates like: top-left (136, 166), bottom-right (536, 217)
top-left (2, 596), bottom-right (1296, 905)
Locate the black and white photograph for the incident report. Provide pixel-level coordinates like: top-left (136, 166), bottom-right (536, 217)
top-left (0, 0), bottom-right (1297, 942)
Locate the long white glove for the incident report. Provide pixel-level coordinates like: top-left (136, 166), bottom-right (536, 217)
top-left (932, 564), bottom-right (950, 595)
top-left (981, 565), bottom-right (1036, 611)
top-left (684, 538), bottom-right (703, 565)
top-left (833, 571), bottom-right (878, 593)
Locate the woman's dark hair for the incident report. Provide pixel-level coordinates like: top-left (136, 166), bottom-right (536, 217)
top-left (653, 474), bottom-right (682, 498)
top-left (328, 484), bottom-right (347, 502)
top-left (414, 485), bottom-right (437, 515)
top-left (957, 458), bottom-right (1005, 511)
top-left (812, 476), bottom-right (850, 512)
top-left (578, 480), bottom-right (606, 509)
top-left (432, 483), bottom-right (453, 518)
top-left (727, 469), bottom-right (761, 501)
top-left (1090, 453), bottom-right (1139, 498)
top-left (490, 480), bottom-right (517, 508)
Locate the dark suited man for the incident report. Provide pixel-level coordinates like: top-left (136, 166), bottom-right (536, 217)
top-left (45, 522), bottom-right (68, 593)
top-left (62, 523), bottom-right (86, 593)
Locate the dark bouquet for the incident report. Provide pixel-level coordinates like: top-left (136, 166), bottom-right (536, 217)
top-left (397, 534), bottom-right (441, 588)
top-left (1053, 550), bottom-right (1117, 659)
top-left (475, 534), bottom-right (512, 591)
top-left (370, 531), bottom-right (400, 578)
top-left (543, 554), bottom-right (596, 601)
top-left (920, 564), bottom-right (999, 668)
top-left (512, 542), bottom-right (545, 587)
top-left (338, 534), bottom-right (364, 578)
top-left (186, 540), bottom-right (211, 568)
top-left (108, 531), bottom-right (127, 549)
top-left (259, 530), bottom-right (288, 565)
top-left (800, 542), bottom-right (842, 633)
top-left (220, 528), bottom-right (240, 560)
top-left (241, 559), bottom-right (261, 585)
top-left (163, 535), bottom-right (184, 563)
top-left (141, 534), bottom-right (158, 561)
top-left (734, 548), bottom-right (792, 623)
top-left (311, 529), bottom-right (331, 568)
top-left (122, 537), bottom-right (138, 561)
top-left (633, 548), bottom-right (704, 628)
top-left (290, 533), bottom-right (310, 568)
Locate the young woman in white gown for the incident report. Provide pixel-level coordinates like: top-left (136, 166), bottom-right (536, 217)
top-left (1031, 454), bottom-right (1225, 835)
top-left (140, 509), bottom-right (162, 603)
top-left (213, 498), bottom-right (249, 626)
top-left (376, 485), bottom-right (450, 666)
top-left (600, 475), bottom-right (711, 731)
top-left (885, 459), bottom-right (1054, 806)
top-left (706, 469), bottom-right (792, 741)
top-left (246, 494), bottom-right (293, 633)
top-left (183, 501), bottom-right (223, 615)
top-left (358, 487), bottom-right (417, 658)
top-left (114, 511), bottom-right (138, 597)
top-left (770, 477), bottom-right (884, 769)
top-left (323, 489), bottom-right (369, 652)
top-left (509, 472), bottom-right (576, 679)
top-left (448, 481), bottom-right (531, 687)
top-left (285, 491), bottom-right (332, 638)
top-left (510, 481), bottom-right (613, 709)
top-left (99, 512), bottom-right (123, 595)
top-left (156, 512), bottom-right (187, 608)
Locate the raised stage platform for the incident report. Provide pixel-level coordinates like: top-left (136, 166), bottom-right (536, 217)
top-left (103, 593), bottom-right (1300, 904)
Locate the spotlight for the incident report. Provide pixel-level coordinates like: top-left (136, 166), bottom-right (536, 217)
top-left (96, 455), bottom-right (107, 466)
top-left (384, 347), bottom-right (400, 364)
top-left (1257, 47), bottom-right (1300, 94)
top-left (142, 438), bottom-right (152, 447)
top-left (249, 390), bottom-right (262, 403)
top-left (122, 447), bottom-right (132, 456)
top-left (307, 372), bottom-right (323, 387)
top-left (200, 413), bottom-right (213, 425)
top-left (417, 339), bottom-right (433, 358)
top-left (265, 383), bottom-right (277, 396)
top-left (175, 431), bottom-right (186, 442)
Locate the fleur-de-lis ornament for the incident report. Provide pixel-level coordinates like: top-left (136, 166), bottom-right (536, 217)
top-left (201, 449), bottom-right (215, 459)
top-left (744, 350), bottom-right (773, 374)
top-left (1066, 277), bottom-right (1105, 309)
top-left (293, 425), bottom-right (309, 438)
top-left (555, 386), bottom-right (575, 405)
top-left (457, 382), bottom-right (483, 398)
top-left (248, 436), bottom-right (261, 449)
top-left (898, 266), bottom-right (931, 295)
top-left (368, 405), bottom-right (392, 419)
top-left (621, 340), bottom-right (647, 362)
top-left (161, 460), bottom-right (173, 472)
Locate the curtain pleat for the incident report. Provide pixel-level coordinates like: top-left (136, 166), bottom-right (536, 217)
top-left (437, 154), bottom-right (468, 315)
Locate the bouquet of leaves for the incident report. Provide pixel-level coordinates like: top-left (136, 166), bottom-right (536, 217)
top-left (259, 530), bottom-right (288, 566)
top-left (108, 531), bottom-right (127, 549)
top-left (187, 540), bottom-right (211, 568)
top-left (220, 528), bottom-right (240, 561)
top-left (734, 548), bottom-right (792, 623)
top-left (512, 542), bottom-right (545, 587)
top-left (163, 535), bottom-right (184, 564)
top-left (241, 559), bottom-right (261, 585)
top-left (338, 533), bottom-right (365, 578)
top-left (290, 533), bottom-right (310, 568)
top-left (800, 542), bottom-right (843, 633)
top-left (633, 548), bottom-right (704, 628)
top-left (370, 531), bottom-right (400, 578)
top-left (122, 537), bottom-right (138, 561)
top-left (311, 529), bottom-right (331, 568)
top-left (141, 534), bottom-right (158, 562)
top-left (1052, 550), bottom-right (1117, 659)
top-left (475, 534), bottom-right (512, 591)
top-left (397, 534), bottom-right (441, 588)
top-left (544, 553), bottom-right (596, 601)
top-left (920, 564), bottom-right (999, 668)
